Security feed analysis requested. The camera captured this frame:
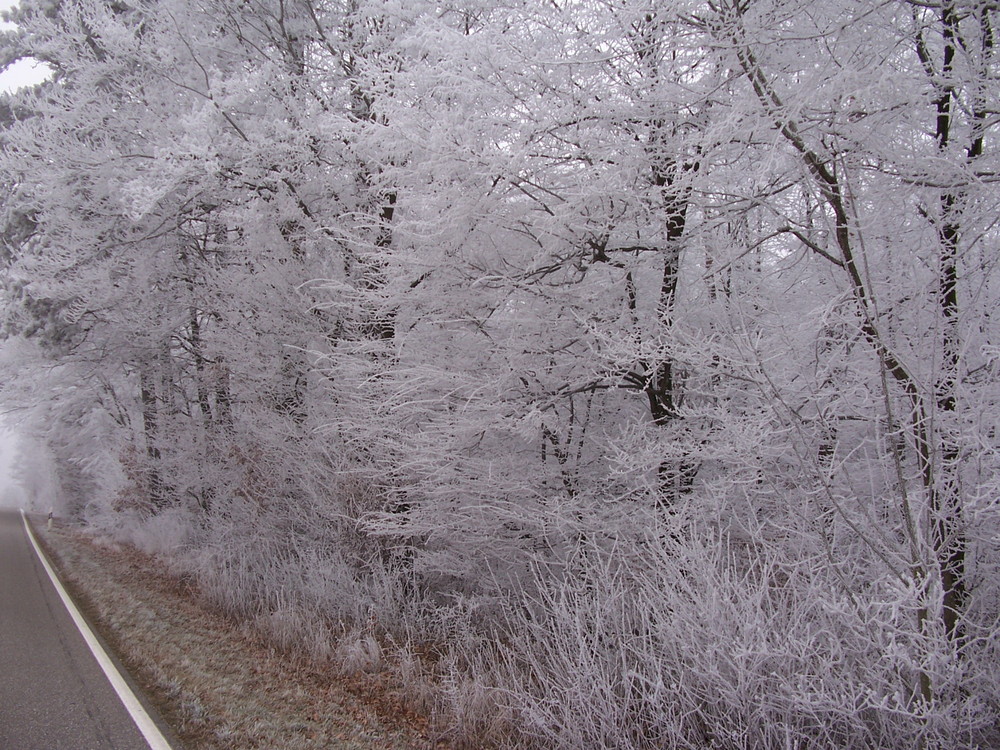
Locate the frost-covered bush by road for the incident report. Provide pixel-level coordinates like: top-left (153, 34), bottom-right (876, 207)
top-left (490, 518), bottom-right (999, 750)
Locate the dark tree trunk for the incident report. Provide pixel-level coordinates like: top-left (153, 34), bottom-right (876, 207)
top-left (139, 361), bottom-right (166, 510)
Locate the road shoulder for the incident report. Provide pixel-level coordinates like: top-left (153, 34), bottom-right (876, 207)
top-left (34, 520), bottom-right (437, 750)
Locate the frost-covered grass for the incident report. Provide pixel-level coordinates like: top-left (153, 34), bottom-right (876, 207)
top-left (35, 520), bottom-right (443, 750)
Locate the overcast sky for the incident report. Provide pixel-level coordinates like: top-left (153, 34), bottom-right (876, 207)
top-left (1, 0), bottom-right (52, 94)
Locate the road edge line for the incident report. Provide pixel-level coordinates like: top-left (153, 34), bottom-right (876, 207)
top-left (20, 510), bottom-right (176, 750)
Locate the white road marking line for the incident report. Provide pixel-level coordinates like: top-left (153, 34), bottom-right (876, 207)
top-left (20, 510), bottom-right (175, 750)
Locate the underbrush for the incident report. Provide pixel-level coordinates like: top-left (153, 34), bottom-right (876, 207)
top-left (98, 489), bottom-right (1000, 750)
top-left (487, 530), bottom-right (1000, 749)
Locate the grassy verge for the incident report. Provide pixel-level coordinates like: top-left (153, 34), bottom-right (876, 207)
top-left (34, 519), bottom-right (442, 749)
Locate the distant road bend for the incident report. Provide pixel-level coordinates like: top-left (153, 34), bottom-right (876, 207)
top-left (0, 509), bottom-right (176, 750)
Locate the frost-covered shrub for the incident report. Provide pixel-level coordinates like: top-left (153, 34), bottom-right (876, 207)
top-left (487, 519), bottom-right (1000, 750)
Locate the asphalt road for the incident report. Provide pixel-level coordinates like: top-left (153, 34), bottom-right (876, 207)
top-left (0, 508), bottom-right (170, 750)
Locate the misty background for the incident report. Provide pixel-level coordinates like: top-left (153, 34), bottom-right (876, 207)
top-left (0, 421), bottom-right (23, 507)
top-left (0, 0), bottom-right (52, 510)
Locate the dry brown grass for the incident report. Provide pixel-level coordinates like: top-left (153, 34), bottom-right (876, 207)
top-left (35, 520), bottom-right (447, 750)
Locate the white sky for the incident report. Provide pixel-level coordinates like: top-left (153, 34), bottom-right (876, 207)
top-left (0, 0), bottom-right (52, 94)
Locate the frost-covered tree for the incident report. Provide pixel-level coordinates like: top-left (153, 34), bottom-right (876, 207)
top-left (2, 0), bottom-right (999, 747)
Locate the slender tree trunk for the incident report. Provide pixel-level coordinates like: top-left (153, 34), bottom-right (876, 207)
top-left (214, 356), bottom-right (233, 432)
top-left (914, 0), bottom-right (982, 640)
top-left (138, 361), bottom-right (166, 510)
top-left (360, 190), bottom-right (398, 342)
top-left (190, 303), bottom-right (213, 423)
top-left (726, 0), bottom-right (974, 642)
top-left (644, 171), bottom-right (698, 504)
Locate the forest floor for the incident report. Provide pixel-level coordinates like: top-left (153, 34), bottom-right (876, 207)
top-left (33, 518), bottom-right (447, 750)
